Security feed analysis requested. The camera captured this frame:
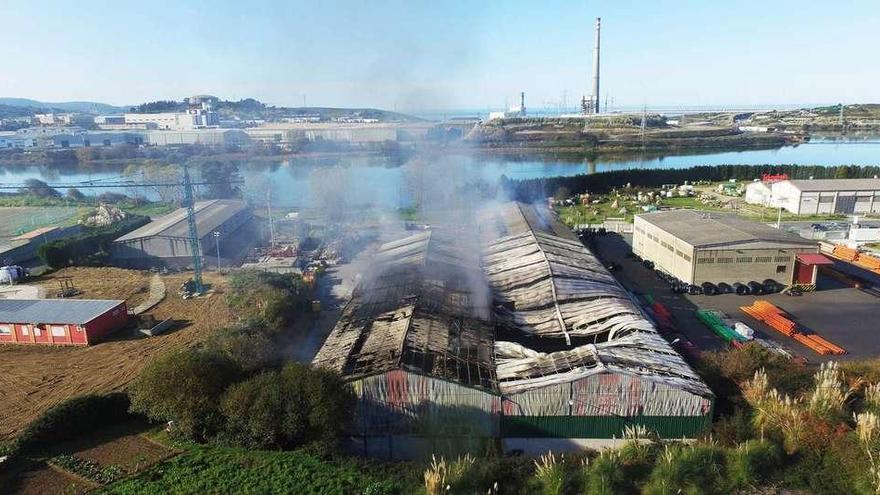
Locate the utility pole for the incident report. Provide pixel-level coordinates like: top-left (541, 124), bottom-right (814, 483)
top-left (267, 186), bottom-right (276, 247)
top-left (182, 162), bottom-right (203, 293)
top-left (213, 231), bottom-right (221, 270)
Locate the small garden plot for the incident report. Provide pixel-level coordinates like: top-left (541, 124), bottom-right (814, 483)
top-left (73, 433), bottom-right (175, 475)
top-left (6, 462), bottom-right (97, 495)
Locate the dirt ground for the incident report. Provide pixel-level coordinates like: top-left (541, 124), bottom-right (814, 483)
top-left (73, 427), bottom-right (174, 475)
top-left (2, 463), bottom-right (96, 495)
top-left (0, 268), bottom-right (234, 440)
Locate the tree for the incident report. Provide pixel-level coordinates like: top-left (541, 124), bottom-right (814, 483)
top-left (200, 161), bottom-right (242, 199)
top-left (20, 178), bottom-right (60, 198)
top-left (220, 363), bottom-right (354, 451)
top-left (66, 188), bottom-right (86, 201)
top-left (128, 349), bottom-right (241, 441)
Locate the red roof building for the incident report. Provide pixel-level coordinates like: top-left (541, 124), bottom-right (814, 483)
top-left (0, 299), bottom-right (129, 346)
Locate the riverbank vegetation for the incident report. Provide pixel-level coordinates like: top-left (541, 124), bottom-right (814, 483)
top-left (507, 163), bottom-right (880, 202)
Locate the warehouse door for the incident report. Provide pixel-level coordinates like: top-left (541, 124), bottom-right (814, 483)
top-left (794, 261), bottom-right (815, 285)
top-left (835, 195), bottom-right (856, 214)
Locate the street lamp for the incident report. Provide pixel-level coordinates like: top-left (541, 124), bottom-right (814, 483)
top-left (212, 231), bottom-right (221, 271)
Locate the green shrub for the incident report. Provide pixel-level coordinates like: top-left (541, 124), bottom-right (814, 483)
top-left (204, 323), bottom-right (278, 372)
top-left (37, 214), bottom-right (150, 269)
top-left (128, 349), bottom-right (240, 441)
top-left (644, 444), bottom-right (727, 495)
top-left (582, 451), bottom-right (629, 495)
top-left (51, 454), bottom-right (123, 484)
top-left (15, 393), bottom-right (131, 453)
top-left (219, 363), bottom-right (354, 452)
top-left (226, 270), bottom-right (310, 329)
top-left (726, 439), bottom-right (781, 489)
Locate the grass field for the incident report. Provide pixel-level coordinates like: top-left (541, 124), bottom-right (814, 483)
top-left (0, 206), bottom-right (81, 238)
top-left (101, 442), bottom-right (420, 495)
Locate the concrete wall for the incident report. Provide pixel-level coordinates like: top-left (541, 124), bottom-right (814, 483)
top-left (633, 216), bottom-right (696, 283)
top-left (691, 246), bottom-right (816, 285)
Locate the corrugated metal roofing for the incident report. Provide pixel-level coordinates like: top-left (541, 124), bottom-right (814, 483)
top-left (787, 178), bottom-right (880, 192)
top-left (637, 210), bottom-right (815, 249)
top-left (114, 200), bottom-right (248, 242)
top-left (0, 299), bottom-right (124, 325)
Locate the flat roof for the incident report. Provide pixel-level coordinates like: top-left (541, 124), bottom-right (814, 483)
top-left (637, 210), bottom-right (816, 250)
top-left (0, 299), bottom-right (124, 325)
top-left (786, 178), bottom-right (880, 192)
top-left (114, 200), bottom-right (248, 242)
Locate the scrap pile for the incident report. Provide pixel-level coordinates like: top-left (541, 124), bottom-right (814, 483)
top-left (740, 300), bottom-right (845, 356)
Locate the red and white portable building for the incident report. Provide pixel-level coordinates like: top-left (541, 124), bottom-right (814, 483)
top-left (0, 299), bottom-right (129, 346)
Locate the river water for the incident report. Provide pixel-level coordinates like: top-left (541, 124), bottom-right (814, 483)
top-left (1, 139), bottom-right (879, 208)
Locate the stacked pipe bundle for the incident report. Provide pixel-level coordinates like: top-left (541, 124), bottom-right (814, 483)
top-left (830, 244), bottom-right (880, 274)
top-left (740, 300), bottom-right (845, 356)
top-left (651, 302), bottom-right (673, 330)
top-left (695, 310), bottom-right (748, 345)
top-left (833, 245), bottom-right (859, 262)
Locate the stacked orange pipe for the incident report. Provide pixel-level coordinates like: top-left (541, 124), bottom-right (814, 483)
top-left (740, 300), bottom-right (845, 356)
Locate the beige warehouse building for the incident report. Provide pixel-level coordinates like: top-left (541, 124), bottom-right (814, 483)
top-left (633, 210), bottom-right (818, 286)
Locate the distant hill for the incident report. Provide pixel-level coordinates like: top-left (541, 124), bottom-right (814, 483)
top-left (0, 98), bottom-right (127, 115)
top-left (0, 95), bottom-right (425, 122)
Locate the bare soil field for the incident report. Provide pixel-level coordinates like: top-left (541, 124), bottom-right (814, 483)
top-left (0, 269), bottom-right (234, 440)
top-left (75, 432), bottom-right (174, 474)
top-left (2, 462), bottom-right (96, 495)
top-left (33, 267), bottom-right (153, 308)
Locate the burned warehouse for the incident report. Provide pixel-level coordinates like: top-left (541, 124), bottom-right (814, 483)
top-left (313, 202), bottom-right (713, 459)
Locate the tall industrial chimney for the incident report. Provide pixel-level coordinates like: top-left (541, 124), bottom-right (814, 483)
top-left (520, 91), bottom-right (526, 116)
top-left (591, 17), bottom-right (601, 114)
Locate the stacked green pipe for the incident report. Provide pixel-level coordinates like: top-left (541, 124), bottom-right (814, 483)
top-left (696, 310), bottom-right (748, 343)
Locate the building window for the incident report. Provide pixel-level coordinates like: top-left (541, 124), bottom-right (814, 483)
top-left (776, 265), bottom-right (787, 273)
top-left (774, 256), bottom-right (791, 262)
top-left (736, 256), bottom-right (754, 263)
top-left (0, 325), bottom-right (10, 335)
top-left (717, 257), bottom-right (733, 264)
top-left (51, 326), bottom-right (66, 337)
top-left (819, 196), bottom-right (834, 203)
top-left (697, 258), bottom-right (714, 264)
top-left (756, 256), bottom-right (772, 263)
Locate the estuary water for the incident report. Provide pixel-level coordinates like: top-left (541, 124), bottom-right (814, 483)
top-left (1, 139), bottom-right (879, 208)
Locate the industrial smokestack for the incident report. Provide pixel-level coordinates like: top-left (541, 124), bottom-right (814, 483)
top-left (591, 17), bottom-right (601, 114)
top-left (520, 91), bottom-right (526, 116)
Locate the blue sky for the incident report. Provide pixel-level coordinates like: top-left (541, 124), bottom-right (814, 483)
top-left (0, 0), bottom-right (877, 111)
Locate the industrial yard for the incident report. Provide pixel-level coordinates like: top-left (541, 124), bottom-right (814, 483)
top-left (0, 268), bottom-right (232, 440)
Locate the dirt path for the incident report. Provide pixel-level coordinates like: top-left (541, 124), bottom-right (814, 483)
top-left (131, 274), bottom-right (166, 315)
top-left (0, 270), bottom-right (233, 440)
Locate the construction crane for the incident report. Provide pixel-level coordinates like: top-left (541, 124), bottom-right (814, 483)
top-left (0, 167), bottom-right (243, 294)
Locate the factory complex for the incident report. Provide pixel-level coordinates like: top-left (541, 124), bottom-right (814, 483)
top-left (313, 203), bottom-right (713, 458)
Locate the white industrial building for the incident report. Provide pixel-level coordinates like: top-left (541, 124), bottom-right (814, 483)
top-left (745, 178), bottom-right (880, 215)
top-left (144, 129), bottom-right (249, 147)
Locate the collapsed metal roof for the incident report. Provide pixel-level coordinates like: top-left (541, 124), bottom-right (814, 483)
top-left (484, 204), bottom-right (653, 344)
top-left (312, 229), bottom-right (497, 390)
top-left (313, 202), bottom-right (711, 399)
top-left (494, 334), bottom-right (711, 396)
top-left (481, 202), bottom-right (710, 397)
